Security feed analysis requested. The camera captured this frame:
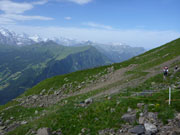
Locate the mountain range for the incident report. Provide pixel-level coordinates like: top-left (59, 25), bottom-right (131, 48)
top-left (0, 27), bottom-right (145, 63)
top-left (0, 42), bottom-right (111, 104)
top-left (0, 38), bottom-right (180, 135)
top-left (0, 27), bottom-right (145, 104)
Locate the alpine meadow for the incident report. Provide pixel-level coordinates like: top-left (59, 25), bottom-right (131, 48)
top-left (0, 0), bottom-right (180, 135)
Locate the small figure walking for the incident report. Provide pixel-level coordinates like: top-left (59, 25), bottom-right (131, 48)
top-left (175, 65), bottom-right (178, 71)
top-left (163, 66), bottom-right (168, 78)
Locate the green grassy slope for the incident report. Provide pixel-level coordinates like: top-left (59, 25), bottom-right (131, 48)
top-left (0, 42), bottom-right (111, 104)
top-left (1, 38), bottom-right (180, 135)
top-left (19, 38), bottom-right (180, 97)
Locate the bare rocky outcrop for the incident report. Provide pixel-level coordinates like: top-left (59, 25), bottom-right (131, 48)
top-left (99, 102), bottom-right (180, 135)
top-left (129, 125), bottom-right (145, 134)
top-left (37, 128), bottom-right (52, 135)
top-left (84, 98), bottom-right (93, 105)
top-left (121, 113), bottom-right (137, 124)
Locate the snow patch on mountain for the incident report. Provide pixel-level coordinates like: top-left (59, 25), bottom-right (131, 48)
top-left (0, 27), bottom-right (11, 37)
top-left (0, 27), bottom-right (146, 63)
top-left (29, 35), bottom-right (43, 42)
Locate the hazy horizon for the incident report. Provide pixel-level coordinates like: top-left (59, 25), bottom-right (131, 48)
top-left (0, 0), bottom-right (180, 49)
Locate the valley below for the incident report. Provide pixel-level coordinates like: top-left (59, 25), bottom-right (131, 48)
top-left (0, 38), bottom-right (180, 135)
top-left (0, 28), bottom-right (145, 105)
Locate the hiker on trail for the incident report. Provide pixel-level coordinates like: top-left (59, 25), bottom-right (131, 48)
top-left (175, 65), bottom-right (178, 71)
top-left (174, 65), bottom-right (179, 73)
top-left (163, 66), bottom-right (169, 77)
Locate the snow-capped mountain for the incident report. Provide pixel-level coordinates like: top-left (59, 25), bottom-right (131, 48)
top-left (95, 44), bottom-right (145, 62)
top-left (50, 37), bottom-right (80, 46)
top-left (79, 41), bottom-right (146, 63)
top-left (0, 27), bottom-right (37, 46)
top-left (0, 27), bottom-right (17, 45)
top-left (29, 35), bottom-right (45, 43)
top-left (0, 27), bottom-right (83, 46)
top-left (63, 39), bottom-right (146, 62)
top-left (0, 27), bottom-right (130, 48)
top-left (0, 27), bottom-right (107, 47)
top-left (0, 27), bottom-right (146, 62)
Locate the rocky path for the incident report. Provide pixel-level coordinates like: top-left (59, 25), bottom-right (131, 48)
top-left (90, 55), bottom-right (180, 99)
top-left (1, 56), bottom-right (180, 135)
top-left (16, 55), bottom-right (180, 108)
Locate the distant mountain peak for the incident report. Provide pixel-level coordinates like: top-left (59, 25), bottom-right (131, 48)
top-left (0, 27), bottom-right (145, 58)
top-left (29, 35), bottom-right (43, 42)
top-left (0, 27), bottom-right (44, 46)
top-left (0, 27), bottom-right (12, 37)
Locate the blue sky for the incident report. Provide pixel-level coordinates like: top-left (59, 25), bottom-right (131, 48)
top-left (0, 0), bottom-right (180, 48)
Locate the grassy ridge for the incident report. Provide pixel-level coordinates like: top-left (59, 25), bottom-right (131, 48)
top-left (1, 38), bottom-right (180, 135)
top-left (22, 64), bottom-right (110, 96)
top-left (22, 38), bottom-right (180, 96)
top-left (0, 42), bottom-right (111, 104)
top-left (7, 74), bottom-right (180, 134)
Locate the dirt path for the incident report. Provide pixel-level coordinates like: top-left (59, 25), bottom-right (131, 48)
top-left (88, 55), bottom-right (180, 99)
top-left (19, 55), bottom-right (180, 108)
top-left (70, 64), bottom-right (137, 96)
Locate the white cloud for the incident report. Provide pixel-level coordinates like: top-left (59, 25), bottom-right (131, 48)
top-left (64, 16), bottom-right (72, 20)
top-left (6, 25), bottom-right (180, 49)
top-left (83, 22), bottom-right (113, 30)
top-left (55, 0), bottom-right (93, 5)
top-left (0, 0), bottom-right (33, 14)
top-left (32, 0), bottom-right (48, 5)
top-left (0, 17), bottom-right (15, 25)
top-left (68, 0), bottom-right (93, 5)
top-left (0, 14), bottom-right (53, 21)
top-left (0, 0), bottom-right (52, 24)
